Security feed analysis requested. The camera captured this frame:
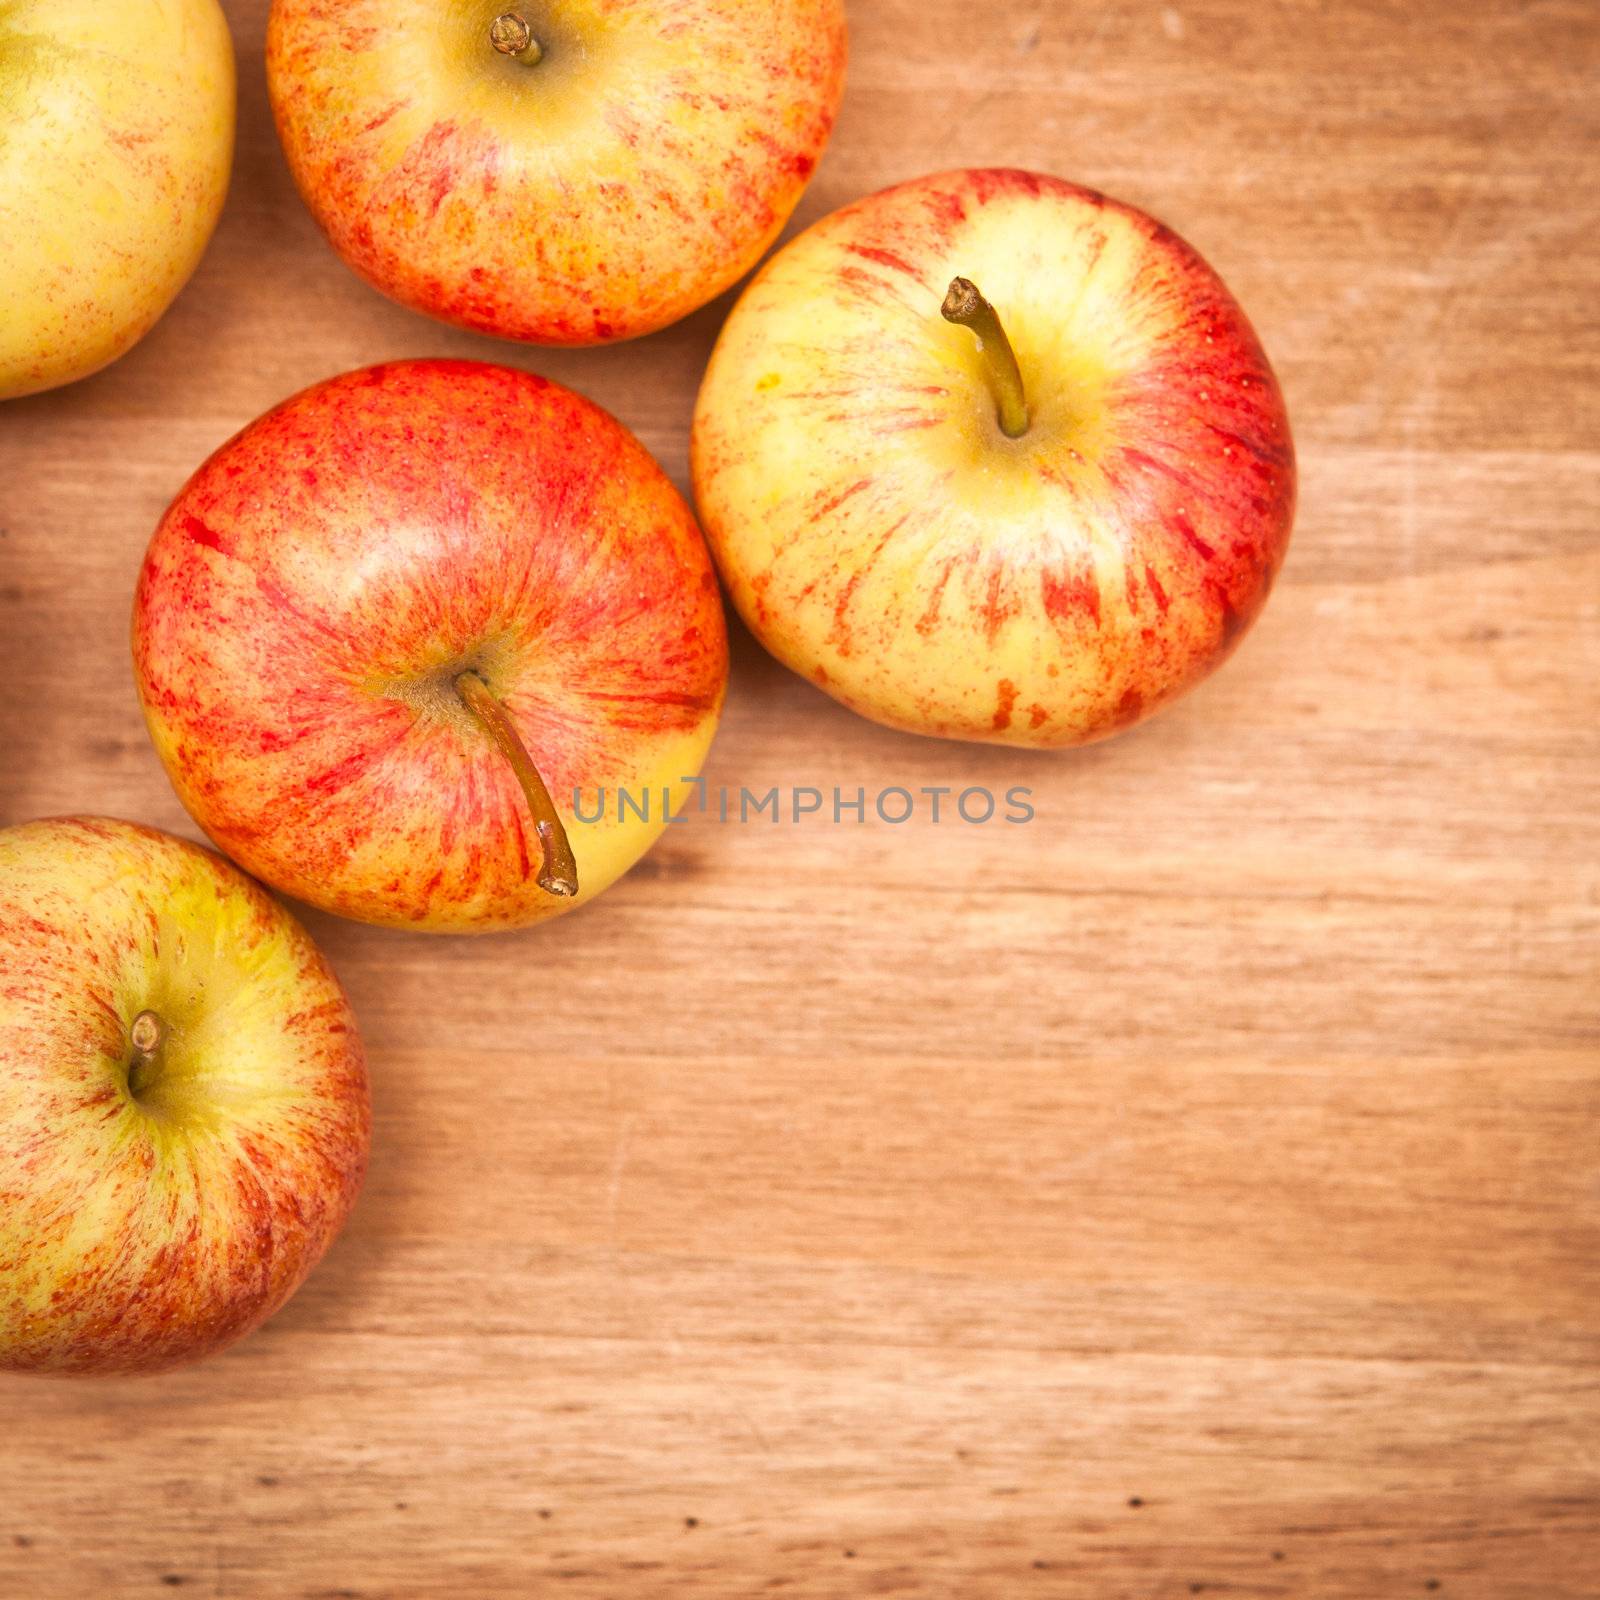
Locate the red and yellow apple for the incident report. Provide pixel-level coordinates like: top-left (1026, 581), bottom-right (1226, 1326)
top-left (266, 0), bottom-right (847, 345)
top-left (133, 359), bottom-right (728, 933)
top-left (0, 817), bottom-right (369, 1377)
top-left (692, 168), bottom-right (1297, 747)
top-left (0, 0), bottom-right (234, 400)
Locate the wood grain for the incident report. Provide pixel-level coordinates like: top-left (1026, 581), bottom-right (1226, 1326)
top-left (2, 0), bottom-right (1598, 1595)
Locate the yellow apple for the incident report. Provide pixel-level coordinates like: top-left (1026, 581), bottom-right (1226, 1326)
top-left (267, 0), bottom-right (847, 344)
top-left (693, 168), bottom-right (1297, 747)
top-left (0, 817), bottom-right (369, 1377)
top-left (0, 0), bottom-right (234, 400)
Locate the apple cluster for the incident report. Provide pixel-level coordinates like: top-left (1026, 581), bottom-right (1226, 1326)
top-left (0, 0), bottom-right (1296, 1375)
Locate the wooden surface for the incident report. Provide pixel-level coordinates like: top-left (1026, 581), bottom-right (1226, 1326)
top-left (3, 1), bottom-right (1598, 1594)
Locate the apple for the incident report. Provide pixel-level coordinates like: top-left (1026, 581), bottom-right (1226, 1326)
top-left (692, 168), bottom-right (1297, 747)
top-left (0, 817), bottom-right (369, 1377)
top-left (0, 0), bottom-right (234, 400)
top-left (266, 0), bottom-right (847, 345)
top-left (132, 359), bottom-right (729, 932)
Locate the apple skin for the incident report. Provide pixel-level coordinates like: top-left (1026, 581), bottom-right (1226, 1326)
top-left (0, 817), bottom-right (369, 1378)
top-left (266, 0), bottom-right (847, 345)
top-left (0, 0), bottom-right (234, 400)
top-left (132, 359), bottom-right (729, 933)
top-left (692, 168), bottom-right (1297, 748)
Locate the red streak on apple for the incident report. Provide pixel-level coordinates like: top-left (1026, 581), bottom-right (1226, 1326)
top-left (1170, 509), bottom-right (1217, 563)
top-left (993, 680), bottom-right (1020, 732)
top-left (813, 479), bottom-right (874, 524)
top-left (846, 243), bottom-right (927, 283)
top-left (1042, 567), bottom-right (1103, 628)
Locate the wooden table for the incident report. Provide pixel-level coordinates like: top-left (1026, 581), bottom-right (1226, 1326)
top-left (3, 1), bottom-right (1597, 1594)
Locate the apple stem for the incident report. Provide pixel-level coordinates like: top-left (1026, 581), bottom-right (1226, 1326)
top-left (455, 671), bottom-right (579, 899)
top-left (941, 277), bottom-right (1029, 439)
top-left (127, 1010), bottom-right (166, 1098)
top-left (490, 12), bottom-right (543, 63)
